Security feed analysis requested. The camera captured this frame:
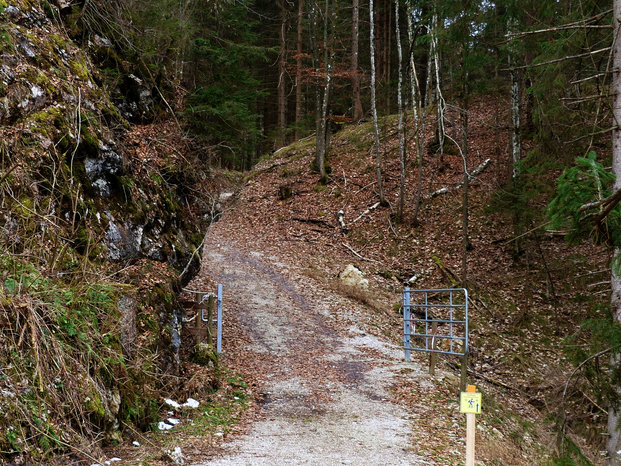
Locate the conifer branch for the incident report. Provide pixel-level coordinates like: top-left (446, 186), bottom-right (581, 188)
top-left (504, 47), bottom-right (610, 71)
top-left (505, 9), bottom-right (613, 39)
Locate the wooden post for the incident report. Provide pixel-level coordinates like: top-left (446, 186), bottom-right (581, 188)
top-left (429, 322), bottom-right (438, 375)
top-left (207, 295), bottom-right (215, 347)
top-left (460, 352), bottom-right (469, 392)
top-left (195, 293), bottom-right (204, 345)
top-left (465, 384), bottom-right (476, 466)
top-left (466, 412), bottom-right (475, 466)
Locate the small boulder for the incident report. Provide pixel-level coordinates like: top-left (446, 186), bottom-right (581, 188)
top-left (339, 264), bottom-right (369, 289)
top-left (164, 446), bottom-right (184, 464)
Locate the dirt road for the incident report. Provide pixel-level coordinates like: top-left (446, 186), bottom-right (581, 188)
top-left (194, 225), bottom-right (429, 465)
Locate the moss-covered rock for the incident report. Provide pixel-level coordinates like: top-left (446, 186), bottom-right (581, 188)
top-left (0, 1), bottom-right (214, 463)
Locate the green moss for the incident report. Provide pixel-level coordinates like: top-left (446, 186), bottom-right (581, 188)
top-left (70, 58), bottom-right (91, 82)
top-left (79, 124), bottom-right (100, 158)
top-left (84, 391), bottom-right (106, 420)
top-left (29, 106), bottom-right (69, 140)
top-left (15, 196), bottom-right (35, 218)
top-left (0, 26), bottom-right (13, 53)
top-left (50, 33), bottom-right (67, 52)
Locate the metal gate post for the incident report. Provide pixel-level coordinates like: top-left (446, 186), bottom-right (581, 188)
top-left (216, 284), bottom-right (223, 353)
top-left (404, 287), bottom-right (411, 361)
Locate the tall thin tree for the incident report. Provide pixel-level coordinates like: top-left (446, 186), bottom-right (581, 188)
top-left (352, 0), bottom-right (363, 121)
top-left (608, 1), bottom-right (621, 461)
top-left (276, 0), bottom-right (288, 149)
top-left (408, 1), bottom-right (425, 225)
top-left (396, 0), bottom-right (406, 222)
top-left (370, 0), bottom-right (386, 205)
top-left (295, 0), bottom-right (304, 140)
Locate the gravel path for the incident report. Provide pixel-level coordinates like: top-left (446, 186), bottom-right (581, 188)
top-left (194, 237), bottom-right (429, 465)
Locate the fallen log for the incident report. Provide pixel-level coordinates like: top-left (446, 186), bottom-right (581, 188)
top-left (427, 158), bottom-right (492, 199)
top-left (352, 202), bottom-right (381, 224)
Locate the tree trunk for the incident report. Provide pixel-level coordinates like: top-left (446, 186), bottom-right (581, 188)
top-left (310, 2), bottom-right (322, 180)
top-left (508, 15), bottom-right (521, 179)
top-left (431, 11), bottom-right (445, 156)
top-left (370, 0), bottom-right (386, 205)
top-left (461, 80), bottom-right (470, 285)
top-left (315, 0), bottom-right (334, 184)
top-left (276, 0), bottom-right (288, 149)
top-left (352, 0), bottom-right (363, 121)
top-left (385, 0), bottom-right (392, 114)
top-left (395, 0), bottom-right (406, 222)
top-left (408, 1), bottom-right (424, 225)
top-left (295, 0), bottom-right (304, 140)
top-left (607, 2), bottom-right (621, 462)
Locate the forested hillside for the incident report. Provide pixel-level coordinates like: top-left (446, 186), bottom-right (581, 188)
top-left (1, 0), bottom-right (621, 464)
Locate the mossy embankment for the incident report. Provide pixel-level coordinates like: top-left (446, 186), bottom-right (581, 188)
top-left (0, 0), bottom-right (237, 462)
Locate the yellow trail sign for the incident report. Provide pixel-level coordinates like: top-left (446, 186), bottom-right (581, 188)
top-left (460, 392), bottom-right (482, 414)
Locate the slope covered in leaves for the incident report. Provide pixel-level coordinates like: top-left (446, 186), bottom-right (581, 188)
top-left (209, 98), bottom-right (611, 464)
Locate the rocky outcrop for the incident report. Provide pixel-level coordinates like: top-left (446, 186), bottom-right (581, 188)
top-left (0, 1), bottom-right (210, 461)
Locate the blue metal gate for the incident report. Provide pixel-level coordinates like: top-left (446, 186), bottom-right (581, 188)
top-left (403, 287), bottom-right (468, 362)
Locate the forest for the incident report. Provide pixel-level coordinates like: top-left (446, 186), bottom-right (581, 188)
top-left (2, 0), bottom-right (621, 464)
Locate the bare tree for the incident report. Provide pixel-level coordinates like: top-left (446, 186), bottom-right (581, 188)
top-left (508, 15), bottom-right (522, 179)
top-left (314, 0), bottom-right (335, 184)
top-left (429, 9), bottom-right (446, 155)
top-left (276, 0), bottom-right (288, 149)
top-left (407, 1), bottom-right (425, 224)
top-left (370, 0), bottom-right (386, 205)
top-left (607, 1), bottom-right (621, 461)
top-left (295, 0), bottom-right (304, 140)
top-left (352, 0), bottom-right (363, 121)
top-left (395, 0), bottom-right (406, 221)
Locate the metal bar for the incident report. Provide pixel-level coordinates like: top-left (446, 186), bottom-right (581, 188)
top-left (408, 288), bottom-right (466, 293)
top-left (217, 284), bottom-right (223, 353)
top-left (407, 303), bottom-right (466, 308)
top-left (450, 290), bottom-right (454, 353)
top-left (402, 346), bottom-right (467, 356)
top-left (407, 318), bottom-right (466, 324)
top-left (403, 287), bottom-right (411, 361)
top-left (425, 291), bottom-right (429, 351)
top-left (464, 288), bottom-right (469, 354)
top-left (408, 333), bottom-right (465, 341)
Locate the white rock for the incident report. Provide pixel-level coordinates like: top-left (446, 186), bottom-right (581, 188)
top-left (183, 398), bottom-right (199, 408)
top-left (164, 398), bottom-right (180, 409)
top-left (339, 264), bottom-right (369, 289)
top-left (165, 446), bottom-right (184, 464)
top-left (158, 421), bottom-right (173, 430)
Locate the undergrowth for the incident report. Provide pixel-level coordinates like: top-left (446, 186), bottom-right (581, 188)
top-left (0, 256), bottom-right (160, 461)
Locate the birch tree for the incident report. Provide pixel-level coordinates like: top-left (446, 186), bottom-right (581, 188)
top-left (408, 1), bottom-right (425, 224)
top-left (276, 0), bottom-right (288, 149)
top-left (608, 2), bottom-right (621, 461)
top-left (295, 0), bottom-right (304, 140)
top-left (396, 0), bottom-right (406, 221)
top-left (352, 0), bottom-right (363, 121)
top-left (370, 0), bottom-right (386, 205)
top-left (507, 4), bottom-right (521, 179)
top-left (430, 9), bottom-right (446, 155)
